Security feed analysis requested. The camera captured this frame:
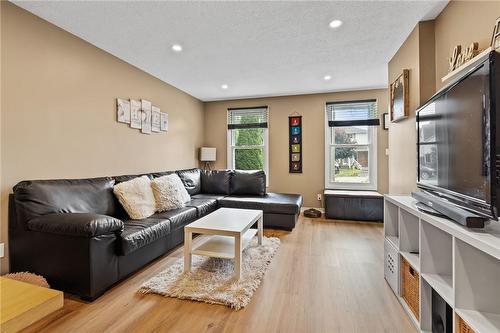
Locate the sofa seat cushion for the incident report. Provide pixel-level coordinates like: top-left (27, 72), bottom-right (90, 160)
top-left (120, 217), bottom-right (171, 255)
top-left (218, 193), bottom-right (303, 215)
top-left (185, 198), bottom-right (218, 217)
top-left (191, 193), bottom-right (226, 200)
top-left (154, 206), bottom-right (197, 230)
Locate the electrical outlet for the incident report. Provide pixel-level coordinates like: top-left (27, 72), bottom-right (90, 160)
top-left (0, 243), bottom-right (4, 258)
top-left (317, 194), bottom-right (322, 201)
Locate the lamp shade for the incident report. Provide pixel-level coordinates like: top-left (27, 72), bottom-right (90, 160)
top-left (200, 147), bottom-right (216, 162)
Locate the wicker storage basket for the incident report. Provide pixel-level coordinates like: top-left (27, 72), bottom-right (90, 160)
top-left (401, 256), bottom-right (420, 320)
top-left (457, 315), bottom-right (475, 333)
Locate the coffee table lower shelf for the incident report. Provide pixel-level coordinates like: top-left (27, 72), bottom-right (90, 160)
top-left (192, 228), bottom-right (258, 259)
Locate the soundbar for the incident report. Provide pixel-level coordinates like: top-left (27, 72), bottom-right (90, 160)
top-left (411, 191), bottom-right (487, 228)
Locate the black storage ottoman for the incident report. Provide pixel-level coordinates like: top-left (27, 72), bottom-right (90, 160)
top-left (324, 190), bottom-right (383, 222)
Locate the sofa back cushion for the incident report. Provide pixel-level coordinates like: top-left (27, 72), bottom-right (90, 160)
top-left (13, 177), bottom-right (117, 223)
top-left (113, 173), bottom-right (152, 184)
top-left (176, 168), bottom-right (201, 195)
top-left (201, 170), bottom-right (233, 195)
top-left (231, 170), bottom-right (266, 196)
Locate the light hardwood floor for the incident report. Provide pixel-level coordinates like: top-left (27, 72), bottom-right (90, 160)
top-left (21, 215), bottom-right (416, 333)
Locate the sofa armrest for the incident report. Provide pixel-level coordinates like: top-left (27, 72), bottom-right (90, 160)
top-left (27, 213), bottom-right (124, 237)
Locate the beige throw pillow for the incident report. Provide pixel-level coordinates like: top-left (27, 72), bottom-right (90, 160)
top-left (151, 174), bottom-right (191, 212)
top-left (113, 176), bottom-right (156, 220)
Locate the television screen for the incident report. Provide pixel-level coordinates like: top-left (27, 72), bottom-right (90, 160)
top-left (417, 61), bottom-right (490, 204)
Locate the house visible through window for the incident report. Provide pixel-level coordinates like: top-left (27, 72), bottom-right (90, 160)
top-left (325, 100), bottom-right (379, 190)
top-left (227, 106), bottom-right (269, 178)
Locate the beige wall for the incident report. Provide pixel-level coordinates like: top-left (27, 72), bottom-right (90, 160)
top-left (0, 3), bottom-right (204, 273)
top-left (388, 1), bottom-right (500, 195)
top-left (388, 26), bottom-right (420, 195)
top-left (388, 22), bottom-right (435, 194)
top-left (435, 0), bottom-right (500, 90)
top-left (0, 1), bottom-right (3, 273)
top-left (204, 89), bottom-right (389, 207)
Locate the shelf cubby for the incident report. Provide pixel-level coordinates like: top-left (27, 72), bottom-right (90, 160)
top-left (420, 220), bottom-right (453, 306)
top-left (455, 238), bottom-right (500, 333)
top-left (400, 251), bottom-right (420, 271)
top-left (419, 278), bottom-right (433, 332)
top-left (384, 200), bottom-right (399, 248)
top-left (399, 208), bottom-right (420, 269)
top-left (456, 309), bottom-right (500, 333)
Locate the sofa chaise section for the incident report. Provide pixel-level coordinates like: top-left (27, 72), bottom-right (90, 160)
top-left (218, 193), bottom-right (303, 230)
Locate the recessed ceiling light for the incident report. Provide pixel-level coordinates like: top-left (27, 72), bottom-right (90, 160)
top-left (324, 75), bottom-right (332, 81)
top-left (171, 44), bottom-right (183, 52)
top-left (221, 84), bottom-right (229, 90)
top-left (329, 19), bottom-right (343, 29)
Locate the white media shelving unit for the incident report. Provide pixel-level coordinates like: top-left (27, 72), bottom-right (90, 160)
top-left (384, 195), bottom-right (500, 333)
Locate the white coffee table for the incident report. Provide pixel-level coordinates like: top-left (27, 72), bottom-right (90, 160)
top-left (183, 208), bottom-right (263, 279)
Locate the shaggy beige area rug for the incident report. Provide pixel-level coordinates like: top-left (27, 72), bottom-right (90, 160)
top-left (139, 236), bottom-right (280, 310)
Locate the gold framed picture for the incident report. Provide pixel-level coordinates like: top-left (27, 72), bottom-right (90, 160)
top-left (390, 69), bottom-right (409, 122)
top-left (491, 17), bottom-right (500, 49)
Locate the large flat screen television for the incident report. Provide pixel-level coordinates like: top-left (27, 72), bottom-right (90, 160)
top-left (416, 50), bottom-right (500, 220)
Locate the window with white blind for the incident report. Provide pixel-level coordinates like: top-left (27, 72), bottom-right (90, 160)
top-left (325, 100), bottom-right (379, 190)
top-left (227, 106), bottom-right (269, 179)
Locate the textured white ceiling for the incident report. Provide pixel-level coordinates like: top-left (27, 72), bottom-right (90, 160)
top-left (13, 1), bottom-right (448, 101)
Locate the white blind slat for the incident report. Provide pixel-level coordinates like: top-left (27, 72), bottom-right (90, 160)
top-left (326, 100), bottom-right (379, 127)
top-left (228, 107), bottom-right (268, 129)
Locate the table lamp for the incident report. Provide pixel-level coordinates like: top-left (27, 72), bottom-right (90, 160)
top-left (200, 147), bottom-right (216, 170)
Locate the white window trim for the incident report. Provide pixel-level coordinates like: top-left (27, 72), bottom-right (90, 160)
top-left (324, 106), bottom-right (378, 191)
top-left (226, 116), bottom-right (270, 185)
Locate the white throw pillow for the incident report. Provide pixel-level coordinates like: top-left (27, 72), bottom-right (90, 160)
top-left (113, 176), bottom-right (156, 220)
top-left (151, 174), bottom-right (191, 212)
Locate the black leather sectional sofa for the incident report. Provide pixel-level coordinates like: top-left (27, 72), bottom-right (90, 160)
top-left (9, 168), bottom-right (303, 300)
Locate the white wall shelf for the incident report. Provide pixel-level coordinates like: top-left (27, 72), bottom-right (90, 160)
top-left (400, 251), bottom-right (420, 270)
top-left (421, 273), bottom-right (453, 306)
top-left (384, 195), bottom-right (500, 333)
top-left (455, 309), bottom-right (500, 333)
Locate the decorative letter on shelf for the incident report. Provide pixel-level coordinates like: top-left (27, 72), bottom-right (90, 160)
top-left (289, 115), bottom-right (302, 173)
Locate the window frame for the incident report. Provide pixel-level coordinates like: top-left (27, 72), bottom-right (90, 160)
top-left (226, 107), bottom-right (269, 184)
top-left (324, 104), bottom-right (378, 190)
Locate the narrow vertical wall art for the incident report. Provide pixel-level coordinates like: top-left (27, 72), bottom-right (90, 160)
top-left (289, 114), bottom-right (302, 173)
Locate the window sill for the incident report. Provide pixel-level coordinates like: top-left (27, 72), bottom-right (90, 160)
top-left (325, 184), bottom-right (377, 191)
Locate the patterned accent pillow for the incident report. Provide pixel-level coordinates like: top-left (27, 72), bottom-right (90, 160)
top-left (151, 174), bottom-right (191, 212)
top-left (113, 175), bottom-right (156, 219)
